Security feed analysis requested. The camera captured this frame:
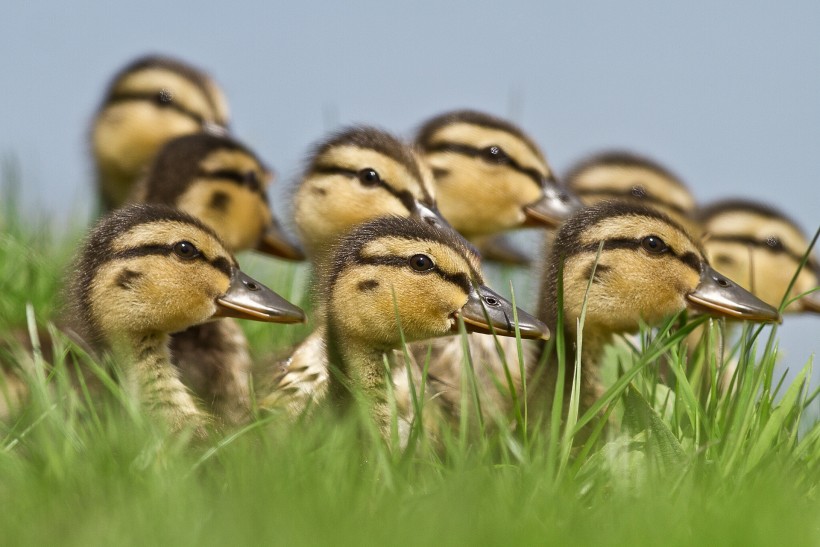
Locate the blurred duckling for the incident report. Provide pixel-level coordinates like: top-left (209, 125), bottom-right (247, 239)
top-left (131, 133), bottom-right (304, 425)
top-left (416, 109), bottom-right (582, 264)
top-left (565, 150), bottom-right (700, 235)
top-left (64, 204), bottom-right (304, 435)
top-left (91, 55), bottom-right (230, 210)
top-left (697, 199), bottom-right (820, 314)
top-left (266, 216), bottom-right (547, 444)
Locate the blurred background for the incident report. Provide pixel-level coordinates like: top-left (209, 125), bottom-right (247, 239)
top-left (1, 1), bottom-right (817, 382)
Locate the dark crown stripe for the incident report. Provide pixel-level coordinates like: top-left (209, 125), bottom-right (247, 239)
top-left (355, 255), bottom-right (472, 295)
top-left (575, 187), bottom-right (690, 215)
top-left (425, 142), bottom-right (545, 189)
top-left (197, 168), bottom-right (267, 199)
top-left (416, 110), bottom-right (544, 159)
top-left (106, 91), bottom-right (209, 127)
top-left (313, 165), bottom-right (419, 212)
top-left (109, 244), bottom-right (232, 277)
top-left (572, 238), bottom-right (701, 273)
top-left (708, 234), bottom-right (819, 272)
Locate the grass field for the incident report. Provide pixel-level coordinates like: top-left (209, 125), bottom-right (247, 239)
top-left (1, 170), bottom-right (819, 546)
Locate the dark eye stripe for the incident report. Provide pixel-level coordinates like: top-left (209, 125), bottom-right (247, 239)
top-left (313, 165), bottom-right (419, 212)
top-left (573, 238), bottom-right (701, 273)
top-left (197, 168), bottom-right (267, 199)
top-left (109, 244), bottom-right (233, 277)
top-left (708, 234), bottom-right (818, 271)
top-left (575, 187), bottom-right (690, 216)
top-left (425, 142), bottom-right (545, 190)
top-left (355, 255), bottom-right (472, 295)
top-left (106, 92), bottom-right (209, 128)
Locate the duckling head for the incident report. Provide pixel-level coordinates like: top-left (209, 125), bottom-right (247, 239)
top-left (133, 133), bottom-right (304, 260)
top-left (323, 216), bottom-right (549, 351)
top-left (415, 110), bottom-right (582, 238)
top-left (91, 55), bottom-right (231, 210)
top-left (68, 204), bottom-right (305, 349)
top-left (698, 200), bottom-right (820, 314)
top-left (293, 126), bottom-right (462, 260)
top-left (565, 151), bottom-right (699, 235)
top-left (542, 201), bottom-right (781, 336)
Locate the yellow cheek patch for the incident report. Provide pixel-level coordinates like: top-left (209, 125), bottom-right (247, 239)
top-left (89, 255), bottom-right (226, 338)
top-left (176, 182), bottom-right (270, 252)
top-left (427, 122), bottom-right (549, 177)
top-left (413, 150), bottom-right (438, 201)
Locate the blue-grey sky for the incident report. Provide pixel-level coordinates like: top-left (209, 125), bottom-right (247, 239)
top-left (1, 1), bottom-right (817, 384)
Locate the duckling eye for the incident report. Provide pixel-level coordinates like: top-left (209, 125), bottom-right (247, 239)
top-left (157, 88), bottom-right (174, 105)
top-left (641, 236), bottom-right (668, 254)
top-left (358, 168), bottom-right (381, 186)
top-left (173, 241), bottom-right (200, 260)
top-left (765, 236), bottom-right (783, 250)
top-left (631, 185), bottom-right (647, 198)
top-left (408, 254), bottom-right (435, 272)
top-left (244, 170), bottom-right (258, 187)
top-left (482, 145), bottom-right (510, 164)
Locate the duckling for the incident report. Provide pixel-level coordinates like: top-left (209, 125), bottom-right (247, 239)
top-left (65, 204), bottom-right (304, 435)
top-left (531, 201), bottom-right (781, 424)
top-left (130, 133), bottom-right (304, 425)
top-left (263, 126), bottom-right (470, 417)
top-left (265, 216), bottom-right (547, 443)
top-left (407, 110), bottom-right (583, 422)
top-left (697, 199), bottom-right (820, 314)
top-left (292, 125), bottom-right (463, 263)
top-left (415, 109), bottom-right (583, 263)
top-left (564, 150), bottom-right (700, 235)
top-left (91, 55), bottom-right (230, 210)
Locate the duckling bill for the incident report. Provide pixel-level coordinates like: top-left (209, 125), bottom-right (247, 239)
top-left (451, 284), bottom-right (548, 340)
top-left (214, 269), bottom-right (305, 323)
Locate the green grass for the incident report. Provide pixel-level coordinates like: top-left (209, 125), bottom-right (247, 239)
top-left (1, 169), bottom-right (819, 546)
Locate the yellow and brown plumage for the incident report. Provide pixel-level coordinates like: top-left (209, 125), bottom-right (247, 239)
top-left (292, 125), bottom-right (462, 263)
top-left (530, 201), bottom-right (781, 426)
top-left (565, 150), bottom-right (700, 236)
top-left (65, 204), bottom-right (304, 435)
top-left (697, 199), bottom-right (820, 314)
top-left (128, 132), bottom-right (303, 425)
top-left (407, 110), bottom-right (584, 424)
top-left (263, 126), bottom-right (472, 416)
top-left (91, 55), bottom-right (230, 210)
top-left (263, 216), bottom-right (547, 444)
top-left (418, 201), bottom-right (781, 431)
top-left (416, 109), bottom-right (582, 264)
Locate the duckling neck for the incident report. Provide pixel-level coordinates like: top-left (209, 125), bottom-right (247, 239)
top-left (109, 331), bottom-right (206, 433)
top-left (324, 320), bottom-right (395, 436)
top-left (537, 259), bottom-right (611, 413)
